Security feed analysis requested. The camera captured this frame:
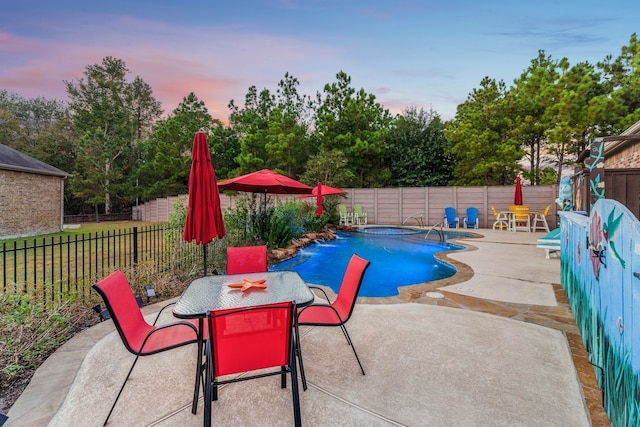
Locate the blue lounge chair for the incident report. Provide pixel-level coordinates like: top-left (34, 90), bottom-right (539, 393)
top-left (444, 207), bottom-right (459, 228)
top-left (537, 228), bottom-right (561, 259)
top-left (463, 207), bottom-right (479, 229)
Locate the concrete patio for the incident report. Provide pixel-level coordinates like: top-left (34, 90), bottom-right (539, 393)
top-left (7, 229), bottom-right (610, 426)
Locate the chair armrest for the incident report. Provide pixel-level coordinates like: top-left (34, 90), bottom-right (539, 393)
top-left (152, 301), bottom-right (177, 326)
top-left (139, 320), bottom-right (199, 354)
top-left (297, 302), bottom-right (345, 324)
top-left (308, 285), bottom-right (332, 304)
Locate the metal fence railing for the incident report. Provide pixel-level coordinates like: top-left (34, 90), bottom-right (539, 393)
top-left (1, 225), bottom-right (204, 304)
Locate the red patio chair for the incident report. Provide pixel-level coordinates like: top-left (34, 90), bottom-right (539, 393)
top-left (92, 270), bottom-right (201, 426)
top-left (296, 254), bottom-right (370, 390)
top-left (226, 245), bottom-right (267, 274)
top-left (204, 302), bottom-right (301, 427)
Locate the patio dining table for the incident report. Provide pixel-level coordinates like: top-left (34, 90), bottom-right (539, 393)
top-left (173, 271), bottom-right (315, 414)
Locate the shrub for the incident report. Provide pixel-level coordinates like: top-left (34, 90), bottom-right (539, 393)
top-left (0, 293), bottom-right (93, 398)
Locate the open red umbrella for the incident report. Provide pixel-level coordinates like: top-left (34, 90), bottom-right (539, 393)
top-left (297, 182), bottom-right (346, 198)
top-left (217, 169), bottom-right (313, 195)
top-left (514, 176), bottom-right (523, 205)
top-left (315, 182), bottom-right (323, 217)
top-left (183, 132), bottom-right (226, 275)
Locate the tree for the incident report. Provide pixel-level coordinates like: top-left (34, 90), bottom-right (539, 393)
top-left (0, 90), bottom-right (71, 156)
top-left (70, 129), bottom-right (122, 213)
top-left (137, 92), bottom-right (219, 200)
top-left (0, 109), bottom-right (26, 150)
top-left (445, 77), bottom-right (522, 185)
top-left (129, 76), bottom-right (163, 140)
top-left (389, 107), bottom-right (453, 186)
top-left (229, 73), bottom-right (312, 179)
top-left (544, 60), bottom-right (610, 181)
top-left (264, 73), bottom-right (313, 177)
top-left (228, 85), bottom-right (273, 174)
top-left (598, 33), bottom-right (640, 130)
top-left (507, 51), bottom-right (559, 185)
top-left (313, 71), bottom-right (393, 187)
top-left (300, 148), bottom-right (355, 187)
top-left (0, 91), bottom-right (81, 212)
top-left (208, 120), bottom-right (240, 181)
top-left (65, 56), bottom-right (162, 214)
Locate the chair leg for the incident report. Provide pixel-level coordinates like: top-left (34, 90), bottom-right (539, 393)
top-left (339, 324), bottom-right (365, 376)
top-left (103, 354), bottom-right (141, 426)
top-left (191, 326), bottom-right (204, 414)
top-left (294, 323), bottom-right (308, 391)
top-left (289, 335), bottom-right (302, 427)
top-left (204, 337), bottom-right (212, 427)
top-left (281, 366), bottom-right (287, 388)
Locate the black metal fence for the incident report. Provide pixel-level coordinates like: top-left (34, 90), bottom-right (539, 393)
top-left (1, 225), bottom-right (205, 304)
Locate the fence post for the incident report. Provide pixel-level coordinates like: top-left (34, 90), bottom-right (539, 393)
top-left (133, 226), bottom-right (138, 264)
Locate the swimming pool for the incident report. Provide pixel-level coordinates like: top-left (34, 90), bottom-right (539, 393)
top-left (270, 227), bottom-right (467, 297)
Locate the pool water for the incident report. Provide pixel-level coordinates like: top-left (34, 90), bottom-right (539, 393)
top-left (270, 228), bottom-right (464, 297)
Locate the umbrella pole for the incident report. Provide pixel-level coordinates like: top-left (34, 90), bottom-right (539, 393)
top-left (203, 245), bottom-right (208, 276)
top-left (262, 192), bottom-right (268, 235)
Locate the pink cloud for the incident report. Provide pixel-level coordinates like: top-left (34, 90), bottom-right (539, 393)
top-left (0, 12), bottom-right (446, 121)
top-left (0, 32), bottom-right (34, 52)
top-left (0, 14), bottom-right (345, 121)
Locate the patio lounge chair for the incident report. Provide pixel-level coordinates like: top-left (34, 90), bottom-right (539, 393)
top-left (92, 270), bottom-right (200, 426)
top-left (226, 245), bottom-right (267, 274)
top-left (491, 206), bottom-right (509, 230)
top-left (296, 254), bottom-right (371, 390)
top-left (532, 205), bottom-right (551, 232)
top-left (463, 207), bottom-right (479, 229)
top-left (204, 302), bottom-right (301, 427)
top-left (444, 207), bottom-right (459, 228)
top-left (511, 206), bottom-right (531, 232)
top-left (353, 204), bottom-right (368, 225)
top-left (338, 204), bottom-right (352, 226)
top-left (537, 228), bottom-right (561, 259)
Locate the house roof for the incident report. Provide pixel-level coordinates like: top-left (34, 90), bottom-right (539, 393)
top-left (0, 143), bottom-right (69, 178)
top-left (603, 119), bottom-right (640, 156)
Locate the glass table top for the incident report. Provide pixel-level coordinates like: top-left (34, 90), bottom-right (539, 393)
top-left (173, 271), bottom-right (315, 318)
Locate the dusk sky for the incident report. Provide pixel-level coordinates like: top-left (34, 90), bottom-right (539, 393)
top-left (2, 1), bottom-right (638, 122)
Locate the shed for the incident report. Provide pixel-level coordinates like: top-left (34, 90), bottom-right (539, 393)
top-left (604, 119), bottom-right (640, 168)
top-left (0, 143), bottom-right (69, 238)
top-left (574, 119), bottom-right (640, 218)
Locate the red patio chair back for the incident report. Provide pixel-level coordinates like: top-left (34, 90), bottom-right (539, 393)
top-left (296, 254), bottom-right (370, 390)
top-left (226, 245), bottom-right (267, 274)
top-left (204, 302), bottom-right (301, 427)
top-left (331, 254), bottom-right (370, 323)
top-left (93, 270), bottom-right (200, 425)
top-left (95, 270), bottom-right (153, 353)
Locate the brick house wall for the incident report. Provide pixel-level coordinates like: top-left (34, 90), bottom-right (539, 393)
top-left (0, 169), bottom-right (64, 238)
top-left (606, 143), bottom-right (640, 168)
top-left (605, 119), bottom-right (640, 169)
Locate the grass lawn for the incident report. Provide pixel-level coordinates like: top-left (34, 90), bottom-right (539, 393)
top-left (0, 221), bottom-right (167, 245)
top-left (0, 221), bottom-right (176, 299)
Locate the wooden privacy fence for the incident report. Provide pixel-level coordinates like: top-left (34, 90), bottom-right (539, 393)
top-left (132, 185), bottom-right (560, 229)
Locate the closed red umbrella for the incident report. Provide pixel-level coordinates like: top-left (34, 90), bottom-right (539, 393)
top-left (514, 176), bottom-right (523, 205)
top-left (183, 132), bottom-right (226, 275)
top-left (315, 182), bottom-right (323, 217)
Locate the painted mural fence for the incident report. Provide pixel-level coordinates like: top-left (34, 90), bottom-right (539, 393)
top-left (561, 199), bottom-right (640, 426)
